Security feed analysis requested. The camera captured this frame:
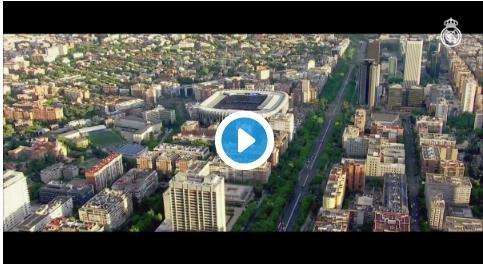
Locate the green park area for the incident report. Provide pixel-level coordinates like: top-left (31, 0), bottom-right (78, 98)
top-left (88, 129), bottom-right (124, 147)
top-left (232, 43), bottom-right (357, 232)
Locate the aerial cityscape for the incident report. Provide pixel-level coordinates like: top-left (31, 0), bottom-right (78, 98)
top-left (3, 33), bottom-right (483, 232)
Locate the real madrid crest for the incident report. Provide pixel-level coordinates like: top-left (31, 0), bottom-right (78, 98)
top-left (440, 18), bottom-right (462, 48)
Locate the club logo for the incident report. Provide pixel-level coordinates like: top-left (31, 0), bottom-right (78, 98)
top-left (440, 18), bottom-right (462, 48)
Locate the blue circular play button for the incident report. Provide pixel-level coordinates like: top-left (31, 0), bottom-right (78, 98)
top-left (215, 111), bottom-right (274, 170)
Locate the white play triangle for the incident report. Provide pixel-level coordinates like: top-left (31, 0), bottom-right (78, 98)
top-left (237, 128), bottom-right (256, 153)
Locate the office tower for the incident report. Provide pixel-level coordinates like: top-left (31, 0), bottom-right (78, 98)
top-left (78, 188), bottom-right (133, 231)
top-left (354, 108), bottom-right (366, 132)
top-left (405, 86), bottom-right (424, 107)
top-left (428, 193), bottom-right (445, 231)
top-left (3, 170), bottom-right (31, 231)
top-left (369, 63), bottom-right (381, 109)
top-left (163, 172), bottom-right (226, 232)
top-left (462, 78), bottom-right (477, 112)
top-left (358, 59), bottom-right (374, 106)
top-left (85, 153), bottom-right (123, 192)
top-left (387, 84), bottom-right (403, 110)
top-left (403, 39), bottom-right (423, 86)
top-left (367, 39), bottom-right (381, 63)
top-left (388, 56), bottom-right (397, 77)
top-left (343, 159), bottom-right (365, 193)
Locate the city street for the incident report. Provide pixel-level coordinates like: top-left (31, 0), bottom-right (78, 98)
top-left (402, 117), bottom-right (422, 232)
top-left (278, 42), bottom-right (365, 231)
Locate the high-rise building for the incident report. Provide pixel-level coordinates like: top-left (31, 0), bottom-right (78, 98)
top-left (365, 142), bottom-right (405, 177)
top-left (3, 170), bottom-right (31, 231)
top-left (323, 165), bottom-right (346, 209)
top-left (387, 84), bottom-right (404, 110)
top-left (428, 51), bottom-right (441, 79)
top-left (369, 64), bottom-right (381, 109)
top-left (78, 188), bottom-right (133, 231)
top-left (342, 125), bottom-right (369, 158)
top-left (163, 172), bottom-right (226, 232)
top-left (405, 85), bottom-right (424, 107)
top-left (354, 108), bottom-right (367, 132)
top-left (302, 79), bottom-right (315, 103)
top-left (342, 159), bottom-right (365, 193)
top-left (388, 56), bottom-right (397, 77)
top-left (425, 173), bottom-right (472, 206)
top-left (428, 193), bottom-right (445, 231)
top-left (403, 39), bottom-right (423, 86)
top-left (462, 78), bottom-right (477, 112)
top-left (367, 39), bottom-right (381, 63)
top-left (358, 59), bottom-right (374, 106)
top-left (85, 153), bottom-right (124, 192)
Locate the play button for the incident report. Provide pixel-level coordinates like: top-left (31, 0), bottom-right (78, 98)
top-left (237, 128), bottom-right (256, 153)
top-left (215, 111), bottom-right (274, 170)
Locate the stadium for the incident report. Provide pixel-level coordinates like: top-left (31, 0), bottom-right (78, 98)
top-left (196, 90), bottom-right (289, 124)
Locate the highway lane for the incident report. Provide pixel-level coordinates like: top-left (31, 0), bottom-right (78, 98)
top-left (278, 42), bottom-right (365, 231)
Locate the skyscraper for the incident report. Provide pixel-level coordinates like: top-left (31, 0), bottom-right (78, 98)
top-left (388, 56), bottom-right (397, 77)
top-left (369, 63), bottom-right (381, 109)
top-left (358, 59), bottom-right (374, 106)
top-left (163, 172), bottom-right (226, 232)
top-left (428, 193), bottom-right (445, 231)
top-left (367, 39), bottom-right (381, 63)
top-left (3, 170), bottom-right (31, 231)
top-left (462, 78), bottom-right (477, 112)
top-left (403, 39), bottom-right (423, 86)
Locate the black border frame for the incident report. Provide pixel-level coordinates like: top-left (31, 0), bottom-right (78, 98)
top-left (3, 0), bottom-right (483, 264)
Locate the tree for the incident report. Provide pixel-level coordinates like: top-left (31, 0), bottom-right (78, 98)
top-left (3, 124), bottom-right (15, 138)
